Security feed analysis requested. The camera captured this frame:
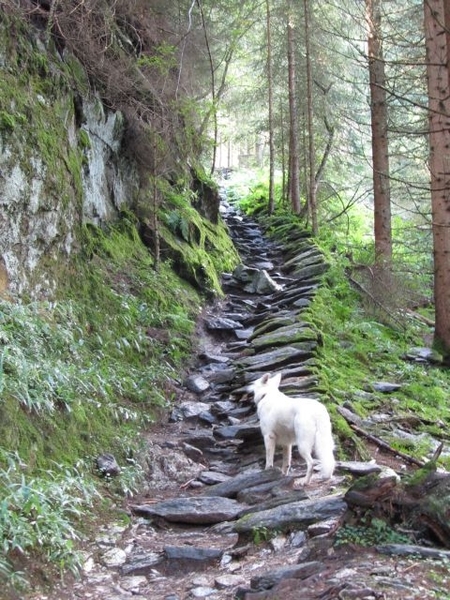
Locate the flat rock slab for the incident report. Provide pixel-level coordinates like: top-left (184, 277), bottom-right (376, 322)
top-left (234, 495), bottom-right (346, 533)
top-left (205, 316), bottom-right (244, 330)
top-left (202, 468), bottom-right (284, 499)
top-left (369, 381), bottom-right (403, 393)
top-left (377, 543), bottom-right (450, 560)
top-left (336, 460), bottom-right (382, 476)
top-left (131, 496), bottom-right (246, 524)
top-left (249, 315), bottom-right (299, 340)
top-left (198, 470), bottom-right (231, 485)
top-left (121, 552), bottom-right (164, 576)
top-left (164, 545), bottom-right (223, 561)
top-left (237, 344), bottom-right (316, 371)
top-left (250, 561), bottom-right (324, 591)
top-left (250, 324), bottom-right (317, 349)
top-left (238, 490), bottom-right (309, 515)
top-left (213, 423), bottom-right (261, 442)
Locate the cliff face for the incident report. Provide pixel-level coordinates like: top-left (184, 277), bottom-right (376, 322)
top-left (0, 21), bottom-right (139, 299)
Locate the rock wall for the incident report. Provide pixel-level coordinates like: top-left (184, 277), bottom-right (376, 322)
top-left (0, 28), bottom-right (139, 299)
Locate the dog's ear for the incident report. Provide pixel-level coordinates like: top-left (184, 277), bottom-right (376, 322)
top-left (262, 373), bottom-right (271, 384)
top-left (270, 372), bottom-right (282, 388)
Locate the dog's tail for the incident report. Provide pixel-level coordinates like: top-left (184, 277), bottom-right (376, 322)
top-left (315, 414), bottom-right (335, 480)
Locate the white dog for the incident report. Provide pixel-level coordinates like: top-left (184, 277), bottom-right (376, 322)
top-left (247, 372), bottom-right (335, 485)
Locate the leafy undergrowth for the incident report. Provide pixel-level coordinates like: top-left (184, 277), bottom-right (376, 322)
top-left (0, 216), bottom-right (206, 593)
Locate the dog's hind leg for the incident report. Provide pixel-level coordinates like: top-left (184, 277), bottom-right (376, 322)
top-left (281, 444), bottom-right (292, 475)
top-left (264, 434), bottom-right (276, 469)
top-left (296, 442), bottom-right (314, 485)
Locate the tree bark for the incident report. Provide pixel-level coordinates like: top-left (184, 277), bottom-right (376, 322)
top-left (344, 463), bottom-right (450, 548)
top-left (287, 0), bottom-right (301, 214)
top-left (424, 0), bottom-right (450, 363)
top-left (304, 0), bottom-right (317, 234)
top-left (266, 0), bottom-right (275, 215)
top-left (366, 0), bottom-right (392, 264)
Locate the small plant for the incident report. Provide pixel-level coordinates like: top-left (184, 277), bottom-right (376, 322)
top-left (0, 110), bottom-right (17, 131)
top-left (165, 210), bottom-right (191, 242)
top-left (252, 525), bottom-right (276, 545)
top-left (0, 452), bottom-right (99, 587)
top-left (334, 517), bottom-right (411, 548)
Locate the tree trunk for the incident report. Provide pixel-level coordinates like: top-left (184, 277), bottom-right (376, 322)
top-left (424, 0), bottom-right (450, 363)
top-left (366, 0), bottom-right (392, 264)
top-left (304, 0), bottom-right (317, 234)
top-left (344, 463), bottom-right (450, 548)
top-left (266, 0), bottom-right (275, 215)
top-left (287, 0), bottom-right (301, 214)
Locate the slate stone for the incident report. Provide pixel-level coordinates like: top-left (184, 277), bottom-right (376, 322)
top-left (250, 324), bottom-right (317, 349)
top-left (280, 375), bottom-right (319, 394)
top-left (233, 495), bottom-right (347, 533)
top-left (284, 251), bottom-right (324, 271)
top-left (182, 431), bottom-right (217, 449)
top-left (183, 374), bottom-right (210, 393)
top-left (164, 545), bottom-right (223, 561)
top-left (291, 261), bottom-right (328, 280)
top-left (205, 316), bottom-right (244, 330)
top-left (370, 381), bottom-right (402, 393)
top-left (250, 561), bottom-right (324, 591)
top-left (198, 410), bottom-right (218, 425)
top-left (236, 344), bottom-right (316, 371)
top-left (292, 297), bottom-right (311, 308)
top-left (121, 552), bottom-right (164, 576)
top-left (233, 264), bottom-right (260, 283)
top-left (190, 586), bottom-right (217, 597)
top-left (213, 421), bottom-right (261, 442)
top-left (238, 490), bottom-right (309, 515)
top-left (199, 364), bottom-right (236, 384)
top-left (202, 468), bottom-right (284, 499)
top-left (253, 260), bottom-right (274, 270)
top-left (96, 453), bottom-right (121, 477)
top-left (244, 269), bottom-right (283, 294)
top-left (215, 573), bottom-right (245, 589)
top-left (248, 315), bottom-right (298, 340)
top-left (198, 471), bottom-right (231, 485)
top-left (403, 347), bottom-right (441, 364)
top-left (235, 327), bottom-right (254, 340)
top-left (170, 401), bottom-right (211, 422)
top-left (198, 351), bottom-right (231, 364)
top-left (270, 289), bottom-right (317, 309)
top-left (336, 460), bottom-right (382, 476)
top-left (377, 544), bottom-right (450, 560)
top-left (210, 400), bottom-right (238, 415)
top-left (131, 496), bottom-right (246, 524)
top-left (236, 478), bottom-right (307, 507)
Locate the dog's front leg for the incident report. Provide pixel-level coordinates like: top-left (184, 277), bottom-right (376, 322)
top-left (281, 445), bottom-right (292, 475)
top-left (264, 434), bottom-right (276, 469)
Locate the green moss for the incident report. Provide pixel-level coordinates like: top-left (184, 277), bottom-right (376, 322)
top-left (78, 128), bottom-right (91, 150)
top-left (0, 215), bottom-right (207, 473)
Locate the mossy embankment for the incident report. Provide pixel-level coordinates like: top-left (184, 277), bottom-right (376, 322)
top-left (234, 177), bottom-right (450, 473)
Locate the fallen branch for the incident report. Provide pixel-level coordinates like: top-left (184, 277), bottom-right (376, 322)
top-left (404, 308), bottom-right (434, 327)
top-left (349, 423), bottom-right (425, 468)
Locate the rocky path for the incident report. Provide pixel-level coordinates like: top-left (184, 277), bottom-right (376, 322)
top-left (33, 199), bottom-right (450, 600)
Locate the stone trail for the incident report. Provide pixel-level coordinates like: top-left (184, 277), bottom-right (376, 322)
top-left (38, 198), bottom-right (422, 600)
